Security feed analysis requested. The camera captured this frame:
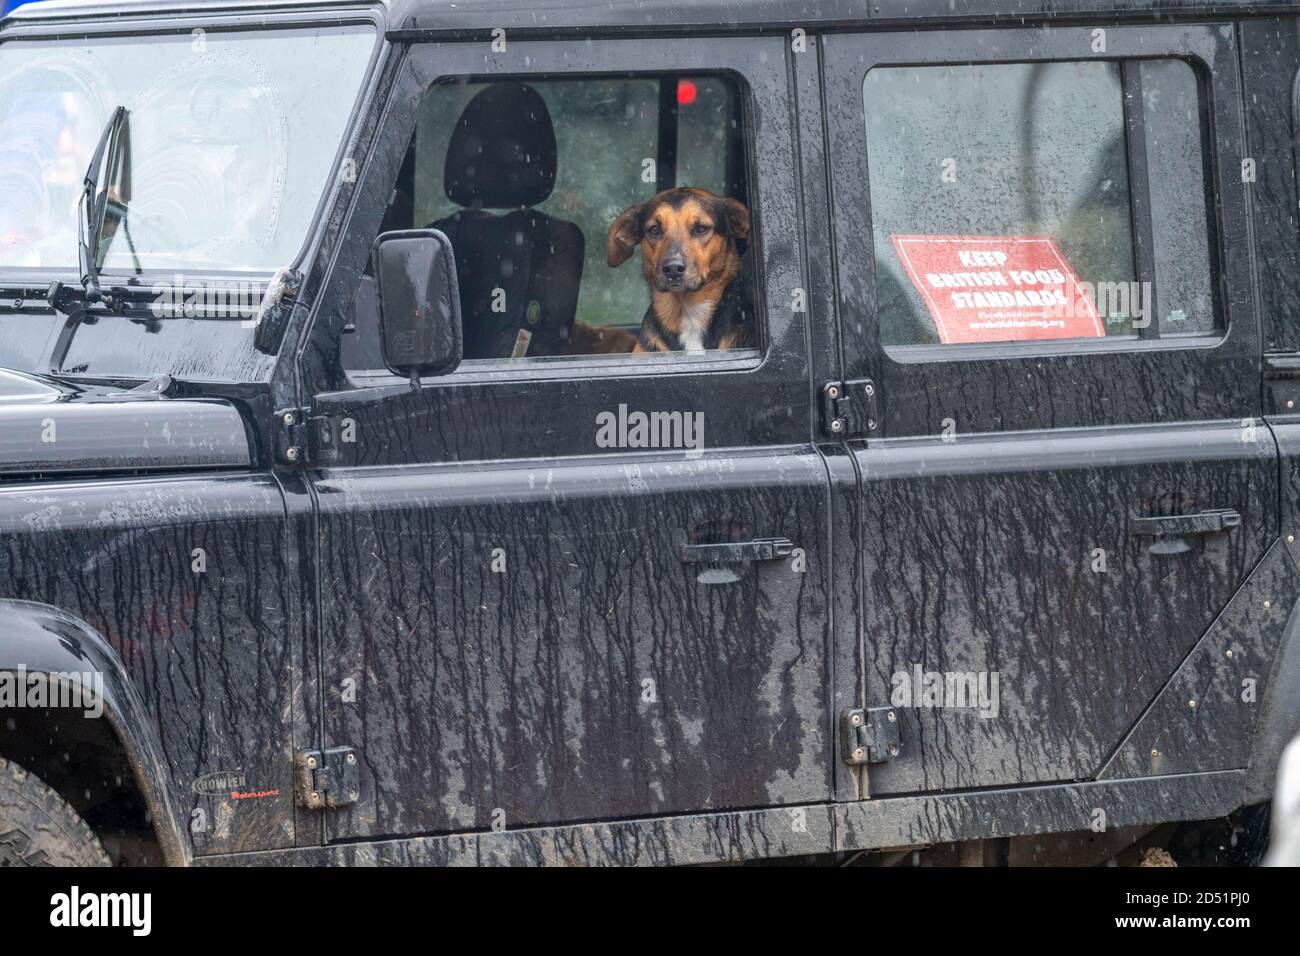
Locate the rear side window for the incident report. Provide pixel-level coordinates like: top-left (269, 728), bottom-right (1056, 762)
top-left (863, 58), bottom-right (1216, 348)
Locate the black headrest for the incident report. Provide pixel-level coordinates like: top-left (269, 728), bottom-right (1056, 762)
top-left (444, 83), bottom-right (557, 209)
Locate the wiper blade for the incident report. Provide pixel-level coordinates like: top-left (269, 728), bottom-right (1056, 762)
top-left (78, 105), bottom-right (128, 306)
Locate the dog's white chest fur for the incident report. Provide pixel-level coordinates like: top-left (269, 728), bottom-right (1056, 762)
top-left (678, 300), bottom-right (714, 353)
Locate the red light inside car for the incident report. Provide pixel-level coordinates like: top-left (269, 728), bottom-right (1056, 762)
top-left (677, 79), bottom-right (697, 106)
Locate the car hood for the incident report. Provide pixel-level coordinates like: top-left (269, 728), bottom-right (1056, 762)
top-left (0, 369), bottom-right (251, 479)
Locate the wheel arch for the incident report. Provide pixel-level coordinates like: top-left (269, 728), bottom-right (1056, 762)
top-left (0, 598), bottom-right (189, 866)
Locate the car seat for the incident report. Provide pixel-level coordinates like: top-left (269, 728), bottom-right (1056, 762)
top-left (429, 82), bottom-right (584, 359)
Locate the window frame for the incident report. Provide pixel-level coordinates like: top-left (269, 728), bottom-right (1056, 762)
top-left (822, 23), bottom-right (1258, 438)
top-left (298, 34), bottom-right (815, 466)
top-left (1239, 16), bottom-right (1300, 358)
top-left (863, 53), bottom-right (1220, 360)
top-left (338, 62), bottom-right (764, 387)
top-left (345, 68), bottom-right (756, 379)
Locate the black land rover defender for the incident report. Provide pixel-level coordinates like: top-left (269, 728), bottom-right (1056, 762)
top-left (1, 0), bottom-right (1299, 867)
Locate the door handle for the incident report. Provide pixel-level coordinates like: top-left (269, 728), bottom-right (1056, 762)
top-left (1131, 509), bottom-right (1241, 537)
top-left (1132, 509), bottom-right (1240, 555)
top-left (679, 537), bottom-right (794, 564)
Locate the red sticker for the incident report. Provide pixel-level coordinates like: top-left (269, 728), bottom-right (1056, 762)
top-left (890, 235), bottom-right (1104, 344)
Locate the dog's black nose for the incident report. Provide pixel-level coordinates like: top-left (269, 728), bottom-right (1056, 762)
top-left (661, 257), bottom-right (686, 278)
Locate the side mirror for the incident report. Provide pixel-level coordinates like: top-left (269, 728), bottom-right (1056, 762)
top-left (373, 229), bottom-right (462, 384)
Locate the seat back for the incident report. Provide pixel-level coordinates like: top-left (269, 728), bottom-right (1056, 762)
top-left (431, 209), bottom-right (583, 359)
top-left (432, 82), bottom-right (585, 359)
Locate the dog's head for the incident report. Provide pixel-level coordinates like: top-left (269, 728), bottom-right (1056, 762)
top-left (606, 187), bottom-right (750, 293)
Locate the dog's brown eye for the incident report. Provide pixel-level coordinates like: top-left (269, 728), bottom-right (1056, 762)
top-left (646, 222), bottom-right (662, 239)
top-left (692, 223), bottom-right (712, 237)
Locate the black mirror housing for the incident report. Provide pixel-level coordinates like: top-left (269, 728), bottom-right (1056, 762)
top-left (373, 229), bottom-right (463, 382)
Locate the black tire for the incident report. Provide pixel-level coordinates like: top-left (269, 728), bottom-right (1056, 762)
top-left (0, 756), bottom-right (110, 866)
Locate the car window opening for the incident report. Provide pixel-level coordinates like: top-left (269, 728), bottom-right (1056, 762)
top-left (342, 73), bottom-right (758, 383)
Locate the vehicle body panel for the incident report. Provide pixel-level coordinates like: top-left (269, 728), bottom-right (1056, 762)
top-left (821, 22), bottom-right (1282, 799)
top-left (301, 33), bottom-right (837, 842)
top-left (0, 393), bottom-right (250, 477)
top-left (0, 473), bottom-right (294, 855)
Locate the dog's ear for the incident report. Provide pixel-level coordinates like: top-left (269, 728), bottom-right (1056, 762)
top-left (716, 197), bottom-right (751, 242)
top-left (606, 203), bottom-right (644, 268)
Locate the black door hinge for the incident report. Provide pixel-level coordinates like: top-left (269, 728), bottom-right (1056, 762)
top-left (821, 379), bottom-right (879, 438)
top-left (841, 707), bottom-right (900, 765)
top-left (274, 407), bottom-right (340, 466)
top-left (295, 746), bottom-right (360, 809)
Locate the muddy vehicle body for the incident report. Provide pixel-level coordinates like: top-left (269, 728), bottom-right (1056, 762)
top-left (1, 0), bottom-right (1300, 866)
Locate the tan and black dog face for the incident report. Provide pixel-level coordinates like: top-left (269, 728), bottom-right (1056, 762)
top-left (606, 187), bottom-right (750, 293)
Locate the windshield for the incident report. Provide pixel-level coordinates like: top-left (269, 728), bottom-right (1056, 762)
top-left (0, 24), bottom-right (376, 274)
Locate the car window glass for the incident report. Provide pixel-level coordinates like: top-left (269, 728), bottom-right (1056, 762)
top-left (342, 73), bottom-right (755, 382)
top-left (862, 59), bottom-right (1217, 348)
top-left (0, 26), bottom-right (376, 273)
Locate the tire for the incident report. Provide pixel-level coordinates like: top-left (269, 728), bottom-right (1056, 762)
top-left (0, 756), bottom-right (110, 866)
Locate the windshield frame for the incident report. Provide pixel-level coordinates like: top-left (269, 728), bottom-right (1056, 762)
top-left (0, 4), bottom-right (387, 287)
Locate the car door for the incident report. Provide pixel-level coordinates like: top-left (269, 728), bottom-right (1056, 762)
top-left (296, 34), bottom-right (835, 841)
top-left (822, 23), bottom-right (1279, 796)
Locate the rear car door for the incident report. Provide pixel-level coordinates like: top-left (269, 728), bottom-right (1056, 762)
top-left (298, 34), bottom-right (835, 843)
top-left (822, 23), bottom-right (1280, 795)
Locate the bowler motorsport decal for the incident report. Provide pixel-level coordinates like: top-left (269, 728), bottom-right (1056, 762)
top-left (891, 234), bottom-right (1105, 343)
top-left (193, 770), bottom-right (247, 797)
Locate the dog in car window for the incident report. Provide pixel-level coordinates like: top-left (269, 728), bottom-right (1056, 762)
top-left (606, 187), bottom-right (756, 353)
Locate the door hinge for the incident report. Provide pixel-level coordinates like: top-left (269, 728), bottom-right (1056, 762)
top-left (821, 379), bottom-right (879, 438)
top-left (275, 407), bottom-right (340, 466)
top-left (294, 746), bottom-right (360, 809)
top-left (841, 706), bottom-right (900, 765)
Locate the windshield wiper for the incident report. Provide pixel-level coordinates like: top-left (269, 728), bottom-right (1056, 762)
top-left (77, 105), bottom-right (128, 306)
